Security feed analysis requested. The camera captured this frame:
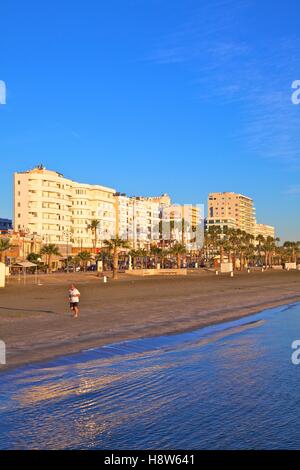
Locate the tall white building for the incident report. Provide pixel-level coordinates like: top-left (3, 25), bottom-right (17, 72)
top-left (13, 166), bottom-right (204, 253)
top-left (114, 194), bottom-right (162, 248)
top-left (14, 165), bottom-right (116, 251)
top-left (255, 223), bottom-right (275, 239)
top-left (208, 192), bottom-right (256, 235)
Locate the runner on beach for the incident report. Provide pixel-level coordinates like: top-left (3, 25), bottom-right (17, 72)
top-left (68, 284), bottom-right (81, 318)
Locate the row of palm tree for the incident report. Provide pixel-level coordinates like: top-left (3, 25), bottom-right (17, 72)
top-left (39, 245), bottom-right (96, 272)
top-left (104, 238), bottom-right (187, 279)
top-left (204, 226), bottom-right (300, 269)
top-left (2, 225), bottom-right (300, 278)
top-left (34, 232), bottom-right (300, 276)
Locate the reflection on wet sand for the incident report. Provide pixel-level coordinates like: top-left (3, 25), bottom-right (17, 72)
top-left (1, 304), bottom-right (300, 449)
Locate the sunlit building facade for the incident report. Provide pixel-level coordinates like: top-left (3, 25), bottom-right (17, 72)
top-left (14, 165), bottom-right (116, 252)
top-left (255, 223), bottom-right (275, 239)
top-left (114, 194), bottom-right (162, 249)
top-left (207, 192), bottom-right (256, 235)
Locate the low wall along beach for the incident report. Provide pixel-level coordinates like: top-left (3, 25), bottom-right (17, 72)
top-left (125, 268), bottom-right (188, 276)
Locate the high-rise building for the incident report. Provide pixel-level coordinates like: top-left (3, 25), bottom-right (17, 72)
top-left (255, 223), bottom-right (275, 239)
top-left (114, 194), bottom-right (203, 250)
top-left (114, 193), bottom-right (162, 249)
top-left (162, 204), bottom-right (203, 249)
top-left (207, 192), bottom-right (256, 234)
top-left (14, 165), bottom-right (116, 252)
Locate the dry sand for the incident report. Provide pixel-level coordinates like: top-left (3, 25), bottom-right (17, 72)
top-left (1, 269), bottom-right (300, 371)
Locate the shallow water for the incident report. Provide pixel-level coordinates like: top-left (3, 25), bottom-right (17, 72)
top-left (1, 303), bottom-right (300, 449)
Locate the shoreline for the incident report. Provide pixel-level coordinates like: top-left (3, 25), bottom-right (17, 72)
top-left (2, 295), bottom-right (299, 374)
top-left (1, 270), bottom-right (300, 372)
top-left (3, 296), bottom-right (297, 375)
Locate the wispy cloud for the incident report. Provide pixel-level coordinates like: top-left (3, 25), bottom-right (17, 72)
top-left (283, 185), bottom-right (300, 195)
top-left (145, 0), bottom-right (300, 165)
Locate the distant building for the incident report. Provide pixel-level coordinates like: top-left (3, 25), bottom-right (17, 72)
top-left (207, 192), bottom-right (256, 235)
top-left (114, 193), bottom-right (162, 249)
top-left (0, 218), bottom-right (12, 232)
top-left (206, 217), bottom-right (237, 232)
top-left (0, 231), bottom-right (42, 264)
top-left (114, 193), bottom-right (203, 250)
top-left (163, 204), bottom-right (203, 249)
top-left (255, 223), bottom-right (275, 239)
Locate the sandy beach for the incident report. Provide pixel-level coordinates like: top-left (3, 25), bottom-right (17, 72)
top-left (1, 269), bottom-right (300, 371)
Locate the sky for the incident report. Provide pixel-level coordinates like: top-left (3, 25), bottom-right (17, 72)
top-left (1, 0), bottom-right (300, 240)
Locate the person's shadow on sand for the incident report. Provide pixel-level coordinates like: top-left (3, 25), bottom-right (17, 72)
top-left (0, 306), bottom-right (57, 314)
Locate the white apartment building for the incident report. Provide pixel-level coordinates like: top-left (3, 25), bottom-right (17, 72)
top-left (255, 223), bottom-right (275, 239)
top-left (115, 194), bottom-right (161, 249)
top-left (208, 192), bottom-right (256, 235)
top-left (14, 165), bottom-right (116, 251)
top-left (72, 182), bottom-right (116, 249)
top-left (161, 204), bottom-right (203, 249)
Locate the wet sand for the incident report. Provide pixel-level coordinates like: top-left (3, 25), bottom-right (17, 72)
top-left (1, 269), bottom-right (300, 371)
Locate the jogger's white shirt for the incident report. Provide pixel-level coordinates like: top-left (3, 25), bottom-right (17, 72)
top-left (69, 288), bottom-right (80, 303)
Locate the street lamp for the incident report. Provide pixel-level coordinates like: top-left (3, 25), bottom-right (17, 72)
top-left (63, 230), bottom-right (71, 273)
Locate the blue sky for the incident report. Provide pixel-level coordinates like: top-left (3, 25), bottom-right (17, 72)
top-left (1, 0), bottom-right (300, 240)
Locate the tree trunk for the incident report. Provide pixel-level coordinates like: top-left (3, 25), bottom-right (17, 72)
top-left (94, 232), bottom-right (97, 255)
top-left (220, 245), bottom-right (224, 264)
top-left (113, 250), bottom-right (119, 279)
top-left (232, 254), bottom-right (236, 270)
top-left (177, 253), bottom-right (181, 269)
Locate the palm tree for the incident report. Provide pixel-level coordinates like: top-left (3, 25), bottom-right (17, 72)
top-left (103, 237), bottom-right (130, 279)
top-left (256, 234), bottom-right (265, 266)
top-left (135, 248), bottom-right (148, 268)
top-left (27, 252), bottom-right (42, 265)
top-left (40, 244), bottom-right (61, 273)
top-left (77, 251), bottom-right (92, 271)
top-left (150, 245), bottom-right (163, 267)
top-left (283, 241), bottom-right (300, 263)
top-left (0, 238), bottom-right (11, 263)
top-left (216, 233), bottom-right (228, 265)
top-left (227, 229), bottom-right (240, 270)
top-left (272, 237), bottom-right (281, 265)
top-left (276, 245), bottom-right (289, 266)
top-left (170, 242), bottom-right (186, 269)
top-left (244, 243), bottom-right (256, 268)
top-left (239, 231), bottom-right (253, 270)
top-left (87, 219), bottom-right (100, 254)
top-left (128, 249), bottom-right (139, 270)
top-left (205, 226), bottom-right (221, 265)
top-left (262, 236), bottom-right (277, 267)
